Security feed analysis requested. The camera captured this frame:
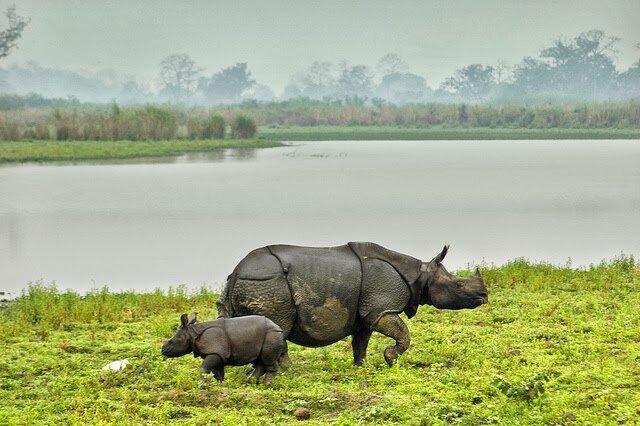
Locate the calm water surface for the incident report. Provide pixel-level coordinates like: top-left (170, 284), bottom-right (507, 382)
top-left (1, 140), bottom-right (639, 295)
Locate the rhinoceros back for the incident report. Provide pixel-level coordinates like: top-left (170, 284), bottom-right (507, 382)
top-left (221, 245), bottom-right (362, 347)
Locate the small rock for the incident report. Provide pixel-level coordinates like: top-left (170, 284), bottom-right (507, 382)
top-left (294, 407), bottom-right (310, 420)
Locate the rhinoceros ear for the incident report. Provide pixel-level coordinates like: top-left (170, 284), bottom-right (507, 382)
top-left (474, 267), bottom-right (481, 278)
top-left (188, 312), bottom-right (198, 325)
top-left (180, 313), bottom-right (189, 328)
top-left (430, 245), bottom-right (449, 265)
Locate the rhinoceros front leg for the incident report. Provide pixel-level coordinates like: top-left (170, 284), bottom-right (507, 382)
top-left (352, 327), bottom-right (373, 366)
top-left (201, 354), bottom-right (225, 382)
top-left (371, 313), bottom-right (410, 367)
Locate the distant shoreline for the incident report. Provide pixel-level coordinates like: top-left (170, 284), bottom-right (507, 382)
top-left (259, 126), bottom-right (640, 141)
top-left (2, 127), bottom-right (639, 164)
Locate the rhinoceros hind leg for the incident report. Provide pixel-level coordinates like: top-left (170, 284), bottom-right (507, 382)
top-left (352, 327), bottom-right (373, 366)
top-left (371, 313), bottom-right (410, 367)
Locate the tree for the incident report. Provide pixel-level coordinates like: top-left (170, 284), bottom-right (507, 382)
top-left (300, 61), bottom-right (335, 99)
top-left (440, 64), bottom-right (496, 102)
top-left (376, 53), bottom-right (409, 77)
top-left (375, 72), bottom-right (427, 104)
top-left (199, 63), bottom-right (255, 105)
top-left (510, 30), bottom-right (619, 101)
top-left (540, 29), bottom-right (618, 98)
top-left (158, 53), bottom-right (201, 103)
top-left (337, 63), bottom-right (372, 98)
top-left (0, 5), bottom-right (29, 61)
top-left (512, 57), bottom-right (552, 92)
top-left (494, 59), bottom-right (511, 84)
top-left (616, 42), bottom-right (640, 100)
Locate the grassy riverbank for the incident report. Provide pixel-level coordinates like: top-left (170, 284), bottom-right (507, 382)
top-left (0, 139), bottom-right (283, 163)
top-left (1, 257), bottom-right (638, 424)
top-left (2, 126), bottom-right (639, 164)
top-left (258, 126), bottom-right (640, 141)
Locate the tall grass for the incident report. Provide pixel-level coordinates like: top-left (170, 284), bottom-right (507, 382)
top-left (230, 114), bottom-right (257, 138)
top-left (2, 255), bottom-right (636, 336)
top-left (186, 114), bottom-right (225, 139)
top-left (0, 282), bottom-right (219, 338)
top-left (1, 101), bottom-right (639, 141)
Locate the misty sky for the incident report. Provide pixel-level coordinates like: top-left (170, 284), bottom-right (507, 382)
top-left (7, 0), bottom-right (640, 94)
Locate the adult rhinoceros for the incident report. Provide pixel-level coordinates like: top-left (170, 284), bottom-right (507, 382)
top-left (216, 242), bottom-right (488, 367)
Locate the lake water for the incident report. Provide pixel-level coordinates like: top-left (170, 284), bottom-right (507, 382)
top-left (1, 140), bottom-right (639, 295)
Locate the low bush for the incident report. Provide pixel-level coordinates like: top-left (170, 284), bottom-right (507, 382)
top-left (187, 114), bottom-right (225, 139)
top-left (231, 114), bottom-right (257, 138)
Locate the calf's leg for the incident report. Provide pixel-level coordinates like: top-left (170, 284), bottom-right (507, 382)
top-left (259, 330), bottom-right (283, 385)
top-left (201, 354), bottom-right (225, 382)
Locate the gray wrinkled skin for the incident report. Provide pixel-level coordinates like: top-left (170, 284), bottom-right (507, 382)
top-left (162, 314), bottom-right (284, 385)
top-left (217, 242), bottom-right (488, 367)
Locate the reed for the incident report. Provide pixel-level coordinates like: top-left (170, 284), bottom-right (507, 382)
top-left (1, 101), bottom-right (639, 142)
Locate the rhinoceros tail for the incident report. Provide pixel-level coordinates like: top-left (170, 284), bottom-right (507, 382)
top-left (216, 274), bottom-right (236, 318)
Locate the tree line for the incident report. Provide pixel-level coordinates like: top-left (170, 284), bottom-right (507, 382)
top-left (0, 5), bottom-right (638, 106)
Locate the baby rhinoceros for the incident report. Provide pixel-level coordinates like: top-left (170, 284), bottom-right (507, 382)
top-left (161, 313), bottom-right (284, 385)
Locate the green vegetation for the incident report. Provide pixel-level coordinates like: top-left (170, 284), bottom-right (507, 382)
top-left (187, 115), bottom-right (226, 140)
top-left (2, 101), bottom-right (640, 143)
top-left (238, 100), bottom-right (640, 129)
top-left (258, 126), bottom-right (640, 141)
top-left (231, 115), bottom-right (258, 139)
top-left (0, 139), bottom-right (282, 163)
top-left (1, 101), bottom-right (638, 163)
top-left (1, 257), bottom-right (638, 424)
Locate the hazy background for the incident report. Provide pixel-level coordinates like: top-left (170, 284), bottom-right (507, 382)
top-left (1, 0), bottom-right (639, 103)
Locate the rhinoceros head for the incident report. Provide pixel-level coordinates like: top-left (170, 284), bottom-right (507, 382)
top-left (419, 246), bottom-right (488, 310)
top-left (161, 313), bottom-right (197, 358)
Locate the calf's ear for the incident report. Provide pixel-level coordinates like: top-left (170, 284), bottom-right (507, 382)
top-left (180, 313), bottom-right (189, 328)
top-left (188, 312), bottom-right (198, 325)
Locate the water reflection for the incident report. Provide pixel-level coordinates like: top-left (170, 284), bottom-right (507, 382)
top-left (0, 148), bottom-right (261, 168)
top-left (176, 148), bottom-right (259, 163)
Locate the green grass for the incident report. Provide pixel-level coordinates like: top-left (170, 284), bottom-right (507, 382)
top-left (0, 139), bottom-right (283, 164)
top-left (258, 126), bottom-right (640, 141)
top-left (1, 256), bottom-right (639, 424)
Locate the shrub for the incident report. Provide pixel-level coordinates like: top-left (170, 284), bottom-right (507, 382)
top-left (186, 114), bottom-right (225, 139)
top-left (203, 114), bottom-right (225, 139)
top-left (129, 105), bottom-right (177, 140)
top-left (54, 110), bottom-right (82, 141)
top-left (0, 118), bottom-right (20, 140)
top-left (230, 114), bottom-right (257, 139)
